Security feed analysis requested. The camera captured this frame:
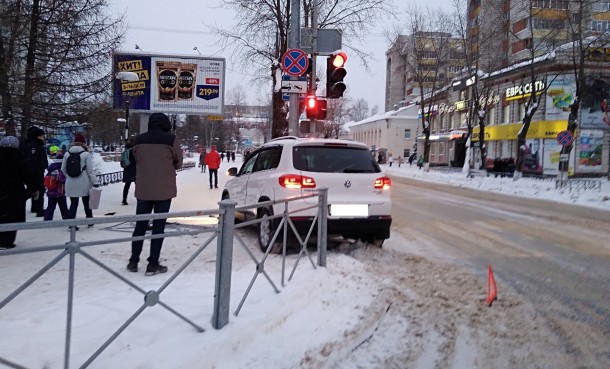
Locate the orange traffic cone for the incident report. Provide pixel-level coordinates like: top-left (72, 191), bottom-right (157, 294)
top-left (486, 264), bottom-right (498, 307)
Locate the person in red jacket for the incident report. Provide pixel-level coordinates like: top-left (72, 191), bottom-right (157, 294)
top-left (204, 145), bottom-right (221, 189)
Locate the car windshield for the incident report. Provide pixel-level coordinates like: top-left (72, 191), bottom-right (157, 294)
top-left (292, 145), bottom-right (381, 173)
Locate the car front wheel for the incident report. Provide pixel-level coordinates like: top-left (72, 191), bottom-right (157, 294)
top-left (258, 207), bottom-right (280, 253)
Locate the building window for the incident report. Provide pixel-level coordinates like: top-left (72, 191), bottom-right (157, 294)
top-left (503, 105), bottom-right (510, 123)
top-left (404, 149), bottom-right (411, 158)
top-left (591, 20), bottom-right (610, 32)
top-left (592, 2), bottom-right (610, 12)
top-left (404, 129), bottom-right (411, 138)
top-left (519, 103), bottom-right (525, 119)
top-left (488, 107), bottom-right (496, 125)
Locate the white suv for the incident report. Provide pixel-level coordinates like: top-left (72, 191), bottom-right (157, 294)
top-left (222, 137), bottom-right (392, 250)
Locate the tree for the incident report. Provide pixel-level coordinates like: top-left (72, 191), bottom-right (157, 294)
top-left (506, 0), bottom-right (597, 180)
top-left (395, 4), bottom-right (454, 169)
top-left (451, 0), bottom-right (507, 172)
top-left (556, 0), bottom-right (610, 179)
top-left (324, 96), bottom-right (349, 138)
top-left (0, 0), bottom-right (125, 137)
top-left (214, 0), bottom-right (394, 138)
top-left (347, 97), bottom-right (369, 122)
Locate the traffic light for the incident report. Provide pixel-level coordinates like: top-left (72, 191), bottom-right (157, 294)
top-left (305, 96), bottom-right (328, 120)
top-left (326, 51), bottom-right (347, 98)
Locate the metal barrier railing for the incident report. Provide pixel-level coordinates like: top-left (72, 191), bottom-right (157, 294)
top-left (555, 178), bottom-right (602, 192)
top-left (0, 189), bottom-right (328, 369)
top-left (96, 162), bottom-right (196, 187)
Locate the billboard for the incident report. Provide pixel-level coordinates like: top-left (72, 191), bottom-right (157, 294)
top-left (580, 73), bottom-right (610, 129)
top-left (545, 74), bottom-right (576, 121)
top-left (112, 52), bottom-right (225, 115)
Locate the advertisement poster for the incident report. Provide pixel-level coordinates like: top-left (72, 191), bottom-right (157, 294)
top-left (522, 138), bottom-right (543, 175)
top-left (113, 53), bottom-right (225, 115)
top-left (545, 74), bottom-right (576, 121)
top-left (580, 74), bottom-right (610, 129)
top-left (577, 130), bottom-right (604, 173)
top-left (542, 139), bottom-right (574, 176)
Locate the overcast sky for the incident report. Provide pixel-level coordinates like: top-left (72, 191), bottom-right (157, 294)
top-left (109, 0), bottom-right (453, 112)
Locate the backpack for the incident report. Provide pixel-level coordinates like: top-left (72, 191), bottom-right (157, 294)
top-left (44, 170), bottom-right (59, 190)
top-left (120, 148), bottom-right (132, 168)
top-left (65, 151), bottom-right (85, 178)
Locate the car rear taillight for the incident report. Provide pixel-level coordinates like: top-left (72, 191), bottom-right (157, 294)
top-left (374, 176), bottom-right (391, 190)
top-left (279, 174), bottom-right (317, 188)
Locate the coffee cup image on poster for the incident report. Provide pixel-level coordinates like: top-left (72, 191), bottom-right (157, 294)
top-left (155, 61), bottom-right (197, 101)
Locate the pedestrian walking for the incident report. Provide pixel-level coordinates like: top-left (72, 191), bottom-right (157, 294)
top-left (409, 153), bottom-right (415, 166)
top-left (199, 148), bottom-right (207, 173)
top-left (226, 152), bottom-right (231, 163)
top-left (62, 133), bottom-right (98, 230)
top-left (127, 113), bottom-right (183, 276)
top-left (397, 156), bottom-right (402, 167)
top-left (388, 154), bottom-right (394, 167)
top-left (20, 126), bottom-right (48, 217)
top-left (0, 136), bottom-right (38, 249)
top-left (220, 152), bottom-right (225, 162)
top-left (417, 155), bottom-right (424, 169)
top-left (43, 153), bottom-right (69, 221)
top-left (121, 137), bottom-right (136, 205)
top-left (231, 151), bottom-right (235, 162)
top-left (204, 145), bottom-right (221, 189)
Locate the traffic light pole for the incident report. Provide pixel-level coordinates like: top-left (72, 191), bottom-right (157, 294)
top-left (288, 0), bottom-right (300, 136)
top-left (308, 1), bottom-right (318, 136)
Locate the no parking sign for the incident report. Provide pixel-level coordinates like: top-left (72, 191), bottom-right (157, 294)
top-left (556, 130), bottom-right (574, 146)
top-left (281, 49), bottom-right (309, 76)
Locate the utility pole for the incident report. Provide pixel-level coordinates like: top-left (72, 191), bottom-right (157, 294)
top-left (308, 1), bottom-right (319, 135)
top-left (288, 0), bottom-right (301, 136)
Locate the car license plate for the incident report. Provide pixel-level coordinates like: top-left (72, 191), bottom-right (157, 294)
top-left (330, 204), bottom-right (368, 217)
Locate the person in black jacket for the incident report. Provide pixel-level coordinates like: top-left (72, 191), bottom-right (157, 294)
top-left (0, 136), bottom-right (38, 249)
top-left (21, 126), bottom-right (48, 217)
top-left (122, 137), bottom-right (136, 205)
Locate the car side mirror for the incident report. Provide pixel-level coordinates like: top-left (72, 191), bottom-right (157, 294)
top-left (227, 167), bottom-right (238, 176)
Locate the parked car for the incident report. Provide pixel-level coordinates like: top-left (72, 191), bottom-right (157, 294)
top-left (222, 136), bottom-right (392, 251)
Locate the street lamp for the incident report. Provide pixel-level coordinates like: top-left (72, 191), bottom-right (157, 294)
top-left (115, 72), bottom-right (139, 142)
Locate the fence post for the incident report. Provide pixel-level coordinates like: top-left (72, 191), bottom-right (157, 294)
top-left (317, 188), bottom-right (328, 267)
top-left (211, 199), bottom-right (237, 329)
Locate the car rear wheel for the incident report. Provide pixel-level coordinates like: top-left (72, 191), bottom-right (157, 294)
top-left (364, 236), bottom-right (385, 248)
top-left (258, 207), bottom-right (280, 253)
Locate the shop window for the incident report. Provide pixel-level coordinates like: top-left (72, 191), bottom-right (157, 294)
top-left (519, 103), bottom-right (525, 119)
top-left (503, 105), bottom-right (510, 123)
top-left (488, 107), bottom-right (496, 125)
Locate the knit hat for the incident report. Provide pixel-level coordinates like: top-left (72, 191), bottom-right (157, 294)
top-left (148, 112), bottom-right (172, 132)
top-left (74, 133), bottom-right (86, 144)
top-left (0, 136), bottom-right (19, 148)
top-left (27, 126), bottom-right (45, 138)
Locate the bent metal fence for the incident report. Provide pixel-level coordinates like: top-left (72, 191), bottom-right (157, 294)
top-left (0, 188), bottom-right (328, 369)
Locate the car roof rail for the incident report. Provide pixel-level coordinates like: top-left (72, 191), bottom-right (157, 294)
top-left (268, 136), bottom-right (299, 142)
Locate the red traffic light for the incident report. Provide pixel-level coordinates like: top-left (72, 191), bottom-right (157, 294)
top-left (305, 96), bottom-right (327, 120)
top-left (327, 51), bottom-right (347, 99)
top-left (330, 52), bottom-right (348, 68)
top-left (307, 96), bottom-right (317, 109)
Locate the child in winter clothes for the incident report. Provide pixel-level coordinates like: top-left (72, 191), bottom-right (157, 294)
top-left (44, 153), bottom-right (69, 220)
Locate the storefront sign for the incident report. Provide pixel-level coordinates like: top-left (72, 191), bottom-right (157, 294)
top-left (506, 80), bottom-right (545, 101)
top-left (472, 120), bottom-right (570, 141)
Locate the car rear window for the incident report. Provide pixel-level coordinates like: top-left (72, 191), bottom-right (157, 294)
top-left (292, 145), bottom-right (381, 173)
